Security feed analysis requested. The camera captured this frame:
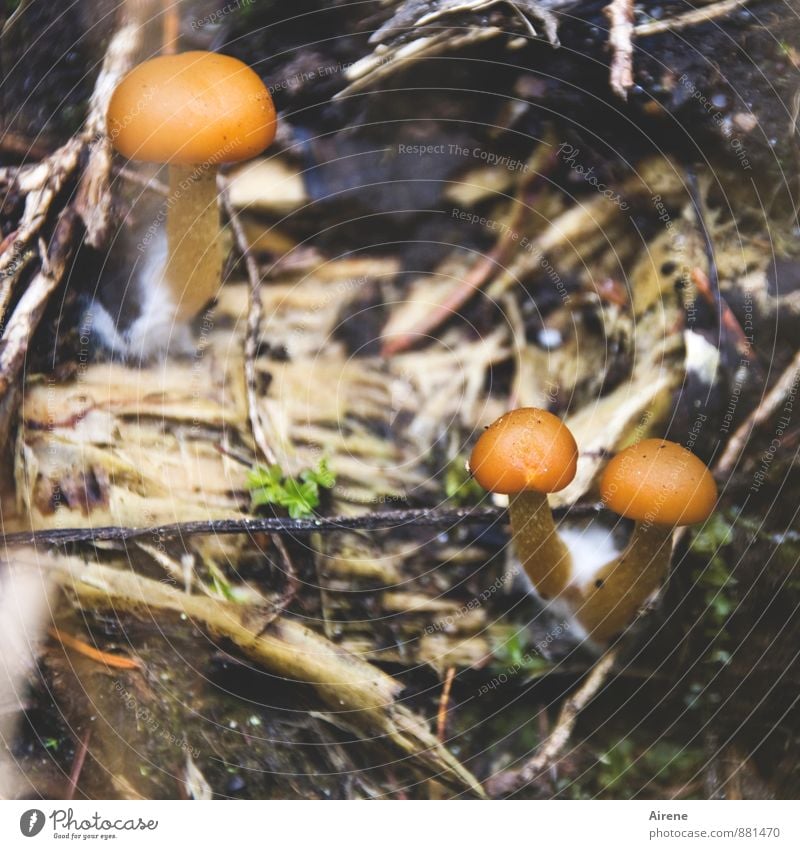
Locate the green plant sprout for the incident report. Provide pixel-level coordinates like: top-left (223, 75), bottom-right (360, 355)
top-left (246, 458), bottom-right (335, 519)
top-left (444, 454), bottom-right (484, 505)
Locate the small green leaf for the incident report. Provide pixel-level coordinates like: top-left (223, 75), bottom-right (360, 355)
top-left (278, 478), bottom-right (320, 518)
top-left (246, 464), bottom-right (283, 490)
top-left (690, 513), bottom-right (734, 554)
top-left (303, 458), bottom-right (336, 490)
top-left (250, 487), bottom-right (277, 508)
top-left (246, 458), bottom-right (337, 518)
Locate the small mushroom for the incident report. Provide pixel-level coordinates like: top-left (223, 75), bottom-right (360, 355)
top-left (469, 408), bottom-right (578, 599)
top-left (576, 439), bottom-right (717, 642)
top-left (107, 51), bottom-right (276, 323)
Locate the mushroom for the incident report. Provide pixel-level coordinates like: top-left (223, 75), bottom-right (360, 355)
top-left (575, 439), bottom-right (717, 642)
top-left (107, 51), bottom-right (276, 323)
top-left (469, 408), bottom-right (578, 599)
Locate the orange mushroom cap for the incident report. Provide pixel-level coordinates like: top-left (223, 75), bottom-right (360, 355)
top-left (600, 439), bottom-right (717, 526)
top-left (469, 408), bottom-right (578, 495)
top-left (107, 51), bottom-right (276, 165)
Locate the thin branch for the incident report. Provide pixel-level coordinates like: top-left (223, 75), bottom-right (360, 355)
top-left (437, 666), bottom-right (457, 742)
top-left (486, 647), bottom-right (617, 796)
top-left (1, 507), bottom-right (505, 548)
top-left (686, 167), bottom-right (723, 339)
top-left (691, 267), bottom-right (754, 362)
top-left (220, 185), bottom-right (277, 467)
top-left (1, 503), bottom-right (602, 549)
top-left (604, 0), bottom-right (635, 100)
top-left (221, 183), bottom-right (299, 620)
top-left (0, 209), bottom-right (79, 399)
top-left (381, 155), bottom-right (549, 356)
top-left (65, 728), bottom-right (92, 801)
top-left (634, 0), bottom-right (753, 37)
top-left (714, 346), bottom-right (800, 480)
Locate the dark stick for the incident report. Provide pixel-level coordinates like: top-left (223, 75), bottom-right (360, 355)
top-left (1, 504), bottom-right (602, 548)
top-left (65, 728), bottom-right (92, 801)
top-left (685, 166), bottom-right (723, 340)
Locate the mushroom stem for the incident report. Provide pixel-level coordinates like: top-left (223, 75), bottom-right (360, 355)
top-left (165, 163), bottom-right (223, 321)
top-left (575, 520), bottom-right (673, 643)
top-left (508, 490), bottom-right (572, 600)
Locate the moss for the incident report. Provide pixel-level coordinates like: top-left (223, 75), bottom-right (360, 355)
top-left (689, 512), bottom-right (738, 636)
top-left (443, 453), bottom-right (484, 505)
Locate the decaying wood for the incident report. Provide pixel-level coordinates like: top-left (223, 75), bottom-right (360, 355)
top-left (604, 0), bottom-right (635, 100)
top-left (33, 550), bottom-right (486, 797)
top-left (634, 0), bottom-right (755, 37)
top-left (0, 210), bottom-right (78, 398)
top-left (0, 141), bottom-right (82, 316)
top-left (0, 4), bottom-right (144, 444)
top-left (338, 0), bottom-right (580, 97)
top-left (413, 0), bottom-right (562, 44)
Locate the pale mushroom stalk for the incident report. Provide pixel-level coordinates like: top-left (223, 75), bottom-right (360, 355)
top-left (574, 520), bottom-right (672, 643)
top-left (165, 163), bottom-right (222, 320)
top-left (509, 491), bottom-right (573, 600)
top-left (574, 438), bottom-right (717, 644)
top-left (108, 51), bottom-right (276, 331)
top-left (469, 407), bottom-right (579, 602)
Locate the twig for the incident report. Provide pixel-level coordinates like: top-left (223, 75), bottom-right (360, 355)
top-left (381, 236), bottom-right (514, 357)
top-left (266, 534), bottom-right (299, 625)
top-left (686, 167), bottom-right (722, 339)
top-left (1, 503), bottom-right (602, 548)
top-left (338, 27), bottom-right (503, 99)
top-left (65, 728), bottom-right (92, 801)
top-left (416, 1), bottom-right (561, 45)
top-left (691, 267), bottom-right (754, 361)
top-left (1, 507), bottom-right (503, 548)
top-left (486, 648), bottom-right (617, 796)
top-left (74, 13), bottom-right (143, 248)
top-left (0, 230), bottom-right (35, 323)
top-left (0, 141), bottom-right (81, 293)
top-left (714, 346), bottom-right (800, 480)
top-left (220, 186), bottom-right (277, 467)
top-left (381, 155), bottom-right (549, 356)
top-left (437, 666), bottom-right (457, 742)
top-left (634, 0), bottom-right (753, 37)
top-left (221, 185), bottom-right (299, 620)
top-left (0, 210), bottom-right (79, 401)
top-left (604, 0), bottom-right (635, 100)
top-left (48, 626), bottom-right (141, 670)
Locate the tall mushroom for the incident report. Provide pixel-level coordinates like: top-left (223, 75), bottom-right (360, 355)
top-left (469, 408), bottom-right (578, 600)
top-left (576, 439), bottom-right (717, 642)
top-left (107, 51), bottom-right (276, 324)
